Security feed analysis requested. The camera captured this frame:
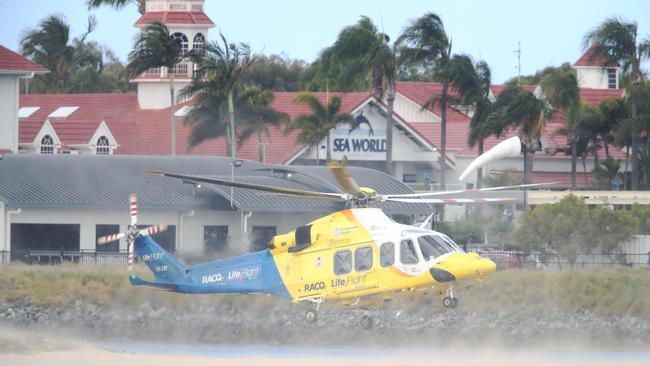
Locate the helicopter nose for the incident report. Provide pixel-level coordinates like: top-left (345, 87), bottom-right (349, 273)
top-left (429, 252), bottom-right (497, 283)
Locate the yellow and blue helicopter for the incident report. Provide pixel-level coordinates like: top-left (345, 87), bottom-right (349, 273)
top-left (98, 141), bottom-right (538, 329)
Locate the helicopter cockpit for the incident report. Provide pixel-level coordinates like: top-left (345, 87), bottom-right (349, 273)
top-left (399, 232), bottom-right (464, 265)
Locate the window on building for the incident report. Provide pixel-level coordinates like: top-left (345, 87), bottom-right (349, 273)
top-left (191, 3), bottom-right (203, 11)
top-left (400, 239), bottom-right (419, 264)
top-left (40, 135), bottom-right (54, 154)
top-left (96, 224), bottom-right (120, 252)
top-left (193, 33), bottom-right (205, 54)
top-left (172, 62), bottom-right (189, 76)
top-left (380, 242), bottom-right (395, 267)
top-left (354, 246), bottom-right (373, 272)
top-left (204, 225), bottom-right (228, 252)
top-left (333, 250), bottom-right (352, 275)
top-left (171, 32), bottom-right (189, 56)
top-left (402, 173), bottom-right (417, 183)
top-left (145, 67), bottom-right (161, 77)
top-left (607, 68), bottom-right (617, 89)
top-left (11, 224), bottom-right (80, 264)
top-left (96, 136), bottom-right (110, 155)
top-left (169, 3), bottom-right (186, 10)
top-left (151, 225), bottom-right (176, 253)
top-left (251, 226), bottom-right (276, 251)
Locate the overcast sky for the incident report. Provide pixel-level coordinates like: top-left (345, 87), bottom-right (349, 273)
top-left (0, 0), bottom-right (648, 84)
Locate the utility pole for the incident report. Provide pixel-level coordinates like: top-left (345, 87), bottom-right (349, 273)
top-left (514, 41), bottom-right (521, 85)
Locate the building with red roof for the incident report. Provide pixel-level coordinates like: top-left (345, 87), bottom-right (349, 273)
top-left (0, 45), bottom-right (48, 153)
top-left (5, 1), bottom-right (629, 192)
top-left (574, 44), bottom-right (621, 89)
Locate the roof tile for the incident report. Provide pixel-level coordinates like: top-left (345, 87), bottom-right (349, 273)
top-left (0, 45), bottom-right (48, 73)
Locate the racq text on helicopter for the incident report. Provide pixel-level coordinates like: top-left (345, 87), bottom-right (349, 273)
top-left (98, 145), bottom-right (538, 329)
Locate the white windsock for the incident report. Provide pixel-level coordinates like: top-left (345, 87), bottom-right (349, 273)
top-left (458, 136), bottom-right (522, 182)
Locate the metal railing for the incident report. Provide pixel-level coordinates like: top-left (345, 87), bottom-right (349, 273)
top-left (1, 250), bottom-right (128, 265)
top-left (2, 249), bottom-right (649, 272)
top-left (463, 244), bottom-right (650, 271)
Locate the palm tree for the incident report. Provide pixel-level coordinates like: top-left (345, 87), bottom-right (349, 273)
top-left (21, 15), bottom-right (102, 93)
top-left (592, 157), bottom-right (623, 190)
top-left (236, 87), bottom-right (290, 162)
top-left (584, 17), bottom-right (650, 190)
top-left (541, 67), bottom-right (581, 188)
top-left (184, 34), bottom-right (253, 157)
top-left (487, 85), bottom-right (548, 185)
top-left (460, 59), bottom-right (499, 188)
top-left (595, 97), bottom-right (627, 160)
top-left (182, 89), bottom-right (229, 149)
top-left (285, 93), bottom-right (353, 164)
top-left (87, 0), bottom-right (145, 14)
top-left (128, 21), bottom-right (184, 156)
top-left (328, 16), bottom-right (397, 174)
top-left (397, 13), bottom-right (453, 191)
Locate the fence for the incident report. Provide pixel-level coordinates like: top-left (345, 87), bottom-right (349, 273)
top-left (1, 250), bottom-right (128, 265)
top-left (1, 249), bottom-right (649, 272)
top-left (463, 244), bottom-right (650, 272)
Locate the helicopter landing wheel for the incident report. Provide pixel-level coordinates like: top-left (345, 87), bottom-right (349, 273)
top-left (442, 296), bottom-right (458, 309)
top-left (304, 309), bottom-right (318, 324)
top-left (360, 315), bottom-right (374, 330)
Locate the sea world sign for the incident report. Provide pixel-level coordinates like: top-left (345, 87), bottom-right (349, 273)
top-left (330, 112), bottom-right (387, 160)
top-left (332, 138), bottom-right (386, 153)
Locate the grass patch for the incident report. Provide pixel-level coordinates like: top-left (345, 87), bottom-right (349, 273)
top-left (1, 264), bottom-right (649, 317)
top-left (462, 268), bottom-right (650, 316)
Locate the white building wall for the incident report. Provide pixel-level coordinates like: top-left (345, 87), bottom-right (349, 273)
top-left (0, 75), bottom-right (19, 153)
top-left (576, 66), bottom-right (613, 89)
top-left (137, 80), bottom-right (192, 110)
top-left (3, 206), bottom-right (324, 255)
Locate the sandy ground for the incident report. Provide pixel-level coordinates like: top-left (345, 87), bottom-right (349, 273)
top-left (2, 346), bottom-right (649, 366)
top-left (1, 325), bottom-right (648, 366)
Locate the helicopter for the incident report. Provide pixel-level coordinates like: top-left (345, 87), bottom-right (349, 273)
top-left (97, 138), bottom-right (546, 329)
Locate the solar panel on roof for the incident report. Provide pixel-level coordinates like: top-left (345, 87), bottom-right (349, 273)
top-left (18, 106), bottom-right (40, 118)
top-left (174, 105), bottom-right (192, 117)
top-left (48, 106), bottom-right (79, 119)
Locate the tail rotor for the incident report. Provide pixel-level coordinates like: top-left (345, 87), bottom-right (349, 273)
top-left (96, 193), bottom-right (169, 271)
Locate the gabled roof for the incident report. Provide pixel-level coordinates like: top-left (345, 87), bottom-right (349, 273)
top-left (18, 93), bottom-right (140, 150)
top-left (394, 81), bottom-right (475, 156)
top-left (135, 11), bottom-right (215, 26)
top-left (16, 82), bottom-right (627, 163)
top-left (0, 45), bottom-right (48, 74)
top-left (574, 44), bottom-right (617, 67)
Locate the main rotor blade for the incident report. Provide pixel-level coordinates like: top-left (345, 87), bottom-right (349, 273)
top-left (129, 193), bottom-right (138, 226)
top-left (386, 197), bottom-right (517, 204)
top-left (139, 224), bottom-right (169, 237)
top-left (384, 182), bottom-right (558, 199)
top-left (97, 232), bottom-right (126, 245)
top-left (328, 162), bottom-right (361, 195)
top-left (146, 171), bottom-right (349, 201)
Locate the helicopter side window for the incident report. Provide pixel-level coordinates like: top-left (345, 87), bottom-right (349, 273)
top-left (333, 250), bottom-right (352, 275)
top-left (400, 239), bottom-right (419, 264)
top-left (354, 246), bottom-right (373, 272)
top-left (380, 242), bottom-right (395, 267)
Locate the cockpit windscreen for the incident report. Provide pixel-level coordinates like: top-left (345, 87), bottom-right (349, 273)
top-left (417, 235), bottom-right (458, 260)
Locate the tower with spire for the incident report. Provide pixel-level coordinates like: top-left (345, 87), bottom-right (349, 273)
top-left (131, 0), bottom-right (215, 109)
